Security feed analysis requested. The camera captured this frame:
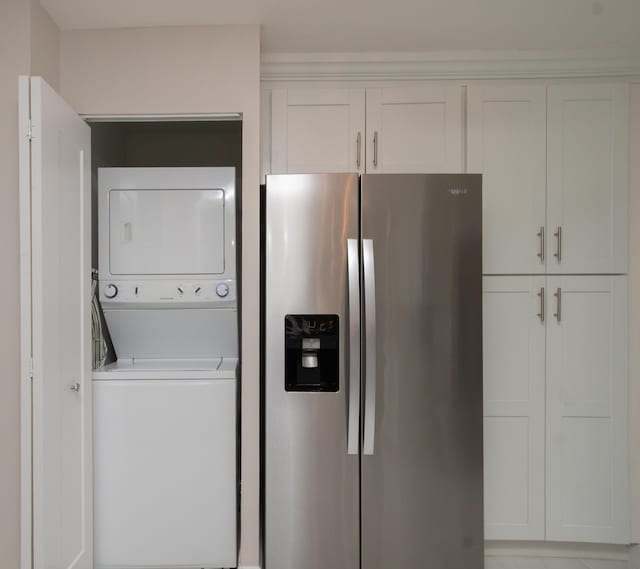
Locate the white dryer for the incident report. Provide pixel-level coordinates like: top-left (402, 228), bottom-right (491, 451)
top-left (94, 167), bottom-right (238, 569)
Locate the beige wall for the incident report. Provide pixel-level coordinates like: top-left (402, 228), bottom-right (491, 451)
top-left (30, 0), bottom-right (60, 91)
top-left (629, 83), bottom-right (640, 546)
top-left (60, 25), bottom-right (261, 566)
top-left (0, 3), bottom-right (30, 566)
top-left (0, 1), bottom-right (59, 567)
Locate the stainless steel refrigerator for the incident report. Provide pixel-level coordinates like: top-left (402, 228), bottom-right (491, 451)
top-left (263, 173), bottom-right (483, 569)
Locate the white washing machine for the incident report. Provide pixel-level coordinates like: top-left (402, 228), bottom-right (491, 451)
top-left (94, 168), bottom-right (238, 569)
top-left (93, 359), bottom-right (237, 569)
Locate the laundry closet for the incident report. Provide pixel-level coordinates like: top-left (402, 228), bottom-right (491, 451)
top-left (19, 77), bottom-right (244, 569)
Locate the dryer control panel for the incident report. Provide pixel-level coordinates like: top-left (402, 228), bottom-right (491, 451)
top-left (100, 279), bottom-right (236, 308)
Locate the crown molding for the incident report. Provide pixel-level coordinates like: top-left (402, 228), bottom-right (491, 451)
top-left (261, 50), bottom-right (640, 82)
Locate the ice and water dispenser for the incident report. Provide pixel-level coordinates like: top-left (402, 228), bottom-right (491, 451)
top-left (284, 314), bottom-right (339, 392)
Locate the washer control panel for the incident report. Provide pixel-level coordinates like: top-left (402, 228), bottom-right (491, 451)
top-left (100, 279), bottom-right (236, 307)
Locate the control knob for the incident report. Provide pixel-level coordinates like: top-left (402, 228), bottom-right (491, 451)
top-left (104, 284), bottom-right (118, 299)
top-left (216, 283), bottom-right (230, 298)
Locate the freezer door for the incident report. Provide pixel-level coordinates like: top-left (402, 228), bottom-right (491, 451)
top-left (264, 173), bottom-right (360, 569)
top-left (361, 174), bottom-right (484, 569)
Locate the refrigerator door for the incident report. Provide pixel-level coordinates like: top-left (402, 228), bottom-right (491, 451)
top-left (264, 173), bottom-right (360, 569)
top-left (361, 174), bottom-right (484, 569)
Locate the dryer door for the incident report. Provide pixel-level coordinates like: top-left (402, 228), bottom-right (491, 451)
top-left (109, 188), bottom-right (226, 275)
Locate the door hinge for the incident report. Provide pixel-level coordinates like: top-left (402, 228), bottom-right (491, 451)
top-left (28, 357), bottom-right (34, 381)
top-left (27, 120), bottom-right (33, 141)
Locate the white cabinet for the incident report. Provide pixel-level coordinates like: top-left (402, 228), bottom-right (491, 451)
top-left (483, 276), bottom-right (545, 540)
top-left (469, 82), bottom-right (629, 275)
top-left (483, 275), bottom-right (629, 544)
top-left (270, 88), bottom-right (365, 174)
top-left (468, 86), bottom-right (546, 275)
top-left (365, 86), bottom-right (463, 173)
top-left (546, 276), bottom-right (628, 543)
top-left (268, 85), bottom-right (463, 175)
top-left (547, 85), bottom-right (629, 274)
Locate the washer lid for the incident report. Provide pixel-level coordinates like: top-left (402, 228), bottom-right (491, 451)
top-left (92, 357), bottom-right (238, 381)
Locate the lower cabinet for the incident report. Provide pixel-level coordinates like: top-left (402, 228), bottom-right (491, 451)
top-left (483, 275), bottom-right (628, 544)
top-left (484, 276), bottom-right (546, 540)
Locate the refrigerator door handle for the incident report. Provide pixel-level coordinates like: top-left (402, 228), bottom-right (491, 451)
top-left (347, 239), bottom-right (360, 455)
top-left (362, 238), bottom-right (377, 455)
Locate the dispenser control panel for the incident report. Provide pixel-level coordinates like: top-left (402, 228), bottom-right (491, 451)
top-left (284, 314), bottom-right (339, 392)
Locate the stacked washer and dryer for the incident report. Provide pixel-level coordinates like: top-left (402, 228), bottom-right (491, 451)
top-left (93, 167), bottom-right (238, 569)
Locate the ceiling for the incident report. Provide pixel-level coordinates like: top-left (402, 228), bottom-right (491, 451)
top-left (41, 0), bottom-right (640, 54)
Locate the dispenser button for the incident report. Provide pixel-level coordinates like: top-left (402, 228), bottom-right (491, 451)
top-left (216, 283), bottom-right (230, 298)
top-left (302, 351), bottom-right (319, 368)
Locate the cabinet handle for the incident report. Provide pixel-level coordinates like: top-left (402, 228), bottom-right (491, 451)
top-left (68, 382), bottom-right (80, 392)
top-left (553, 226), bottom-right (562, 262)
top-left (373, 131), bottom-right (378, 168)
top-left (553, 288), bottom-right (562, 323)
top-left (537, 226), bottom-right (545, 262)
top-left (356, 131), bottom-right (362, 169)
top-left (537, 287), bottom-right (545, 323)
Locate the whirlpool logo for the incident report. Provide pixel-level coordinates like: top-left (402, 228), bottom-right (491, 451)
top-left (448, 188), bottom-right (468, 196)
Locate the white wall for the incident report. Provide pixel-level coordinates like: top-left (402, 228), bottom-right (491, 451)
top-left (59, 25), bottom-right (261, 566)
top-left (629, 82), bottom-right (640, 549)
top-left (0, 1), bottom-right (59, 567)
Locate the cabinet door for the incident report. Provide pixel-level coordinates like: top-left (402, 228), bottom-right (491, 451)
top-left (483, 276), bottom-right (545, 540)
top-left (366, 86), bottom-right (462, 173)
top-left (547, 84), bottom-right (629, 273)
top-left (546, 276), bottom-right (628, 543)
top-left (468, 85), bottom-right (546, 275)
top-left (270, 88), bottom-right (365, 174)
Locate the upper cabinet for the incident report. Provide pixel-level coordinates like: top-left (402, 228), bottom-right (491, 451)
top-left (469, 82), bottom-right (629, 275)
top-left (268, 85), bottom-right (463, 175)
top-left (468, 85), bottom-right (547, 275)
top-left (365, 86), bottom-right (463, 173)
top-left (267, 81), bottom-right (629, 275)
top-left (270, 88), bottom-right (365, 174)
top-left (546, 85), bottom-right (629, 275)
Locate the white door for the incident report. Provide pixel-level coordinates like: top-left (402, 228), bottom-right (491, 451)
top-left (19, 76), bottom-right (92, 568)
top-left (467, 85), bottom-right (546, 275)
top-left (365, 85), bottom-right (463, 173)
top-left (483, 276), bottom-right (545, 540)
top-left (546, 84), bottom-right (629, 274)
top-left (546, 276), bottom-right (628, 543)
top-left (270, 88), bottom-right (365, 173)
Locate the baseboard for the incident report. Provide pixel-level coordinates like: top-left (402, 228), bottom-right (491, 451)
top-left (486, 541), bottom-right (630, 560)
top-left (240, 547), bottom-right (633, 569)
top-left (628, 545), bottom-right (640, 569)
top-left (485, 558), bottom-right (627, 568)
top-left (485, 541), bottom-right (630, 568)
